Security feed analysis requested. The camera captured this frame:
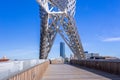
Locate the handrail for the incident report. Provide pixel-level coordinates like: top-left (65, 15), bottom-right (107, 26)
top-left (70, 59), bottom-right (120, 75)
top-left (6, 61), bottom-right (49, 80)
top-left (0, 59), bottom-right (49, 80)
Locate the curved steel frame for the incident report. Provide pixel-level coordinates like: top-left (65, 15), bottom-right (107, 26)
top-left (37, 0), bottom-right (85, 59)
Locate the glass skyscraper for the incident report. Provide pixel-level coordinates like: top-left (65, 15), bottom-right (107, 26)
top-left (60, 42), bottom-right (65, 58)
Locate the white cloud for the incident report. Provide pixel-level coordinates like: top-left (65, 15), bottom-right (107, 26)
top-left (103, 37), bottom-right (120, 42)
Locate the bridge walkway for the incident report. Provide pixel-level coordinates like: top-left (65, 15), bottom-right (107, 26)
top-left (42, 64), bottom-right (120, 80)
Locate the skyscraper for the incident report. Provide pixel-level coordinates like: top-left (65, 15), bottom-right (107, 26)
top-left (60, 42), bottom-right (65, 58)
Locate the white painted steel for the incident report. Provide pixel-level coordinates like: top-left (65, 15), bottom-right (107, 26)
top-left (37, 0), bottom-right (85, 59)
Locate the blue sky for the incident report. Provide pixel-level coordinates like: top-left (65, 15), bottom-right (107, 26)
top-left (0, 0), bottom-right (120, 59)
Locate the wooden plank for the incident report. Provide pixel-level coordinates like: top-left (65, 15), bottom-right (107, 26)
top-left (42, 64), bottom-right (120, 80)
top-left (8, 61), bottom-right (49, 80)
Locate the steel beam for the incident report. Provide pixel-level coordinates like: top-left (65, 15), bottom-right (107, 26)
top-left (37, 0), bottom-right (85, 59)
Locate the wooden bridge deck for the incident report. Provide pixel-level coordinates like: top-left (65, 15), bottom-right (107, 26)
top-left (42, 64), bottom-right (120, 80)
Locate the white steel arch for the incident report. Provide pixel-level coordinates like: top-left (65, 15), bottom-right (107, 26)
top-left (37, 0), bottom-right (85, 59)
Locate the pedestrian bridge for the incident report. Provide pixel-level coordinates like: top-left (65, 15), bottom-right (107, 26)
top-left (42, 64), bottom-right (120, 80)
top-left (1, 59), bottom-right (119, 80)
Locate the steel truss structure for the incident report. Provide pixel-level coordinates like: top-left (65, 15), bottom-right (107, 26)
top-left (37, 0), bottom-right (85, 59)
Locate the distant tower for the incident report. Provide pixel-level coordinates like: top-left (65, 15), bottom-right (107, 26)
top-left (60, 42), bottom-right (65, 58)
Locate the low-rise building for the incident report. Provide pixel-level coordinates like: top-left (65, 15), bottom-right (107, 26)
top-left (84, 51), bottom-right (99, 59)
